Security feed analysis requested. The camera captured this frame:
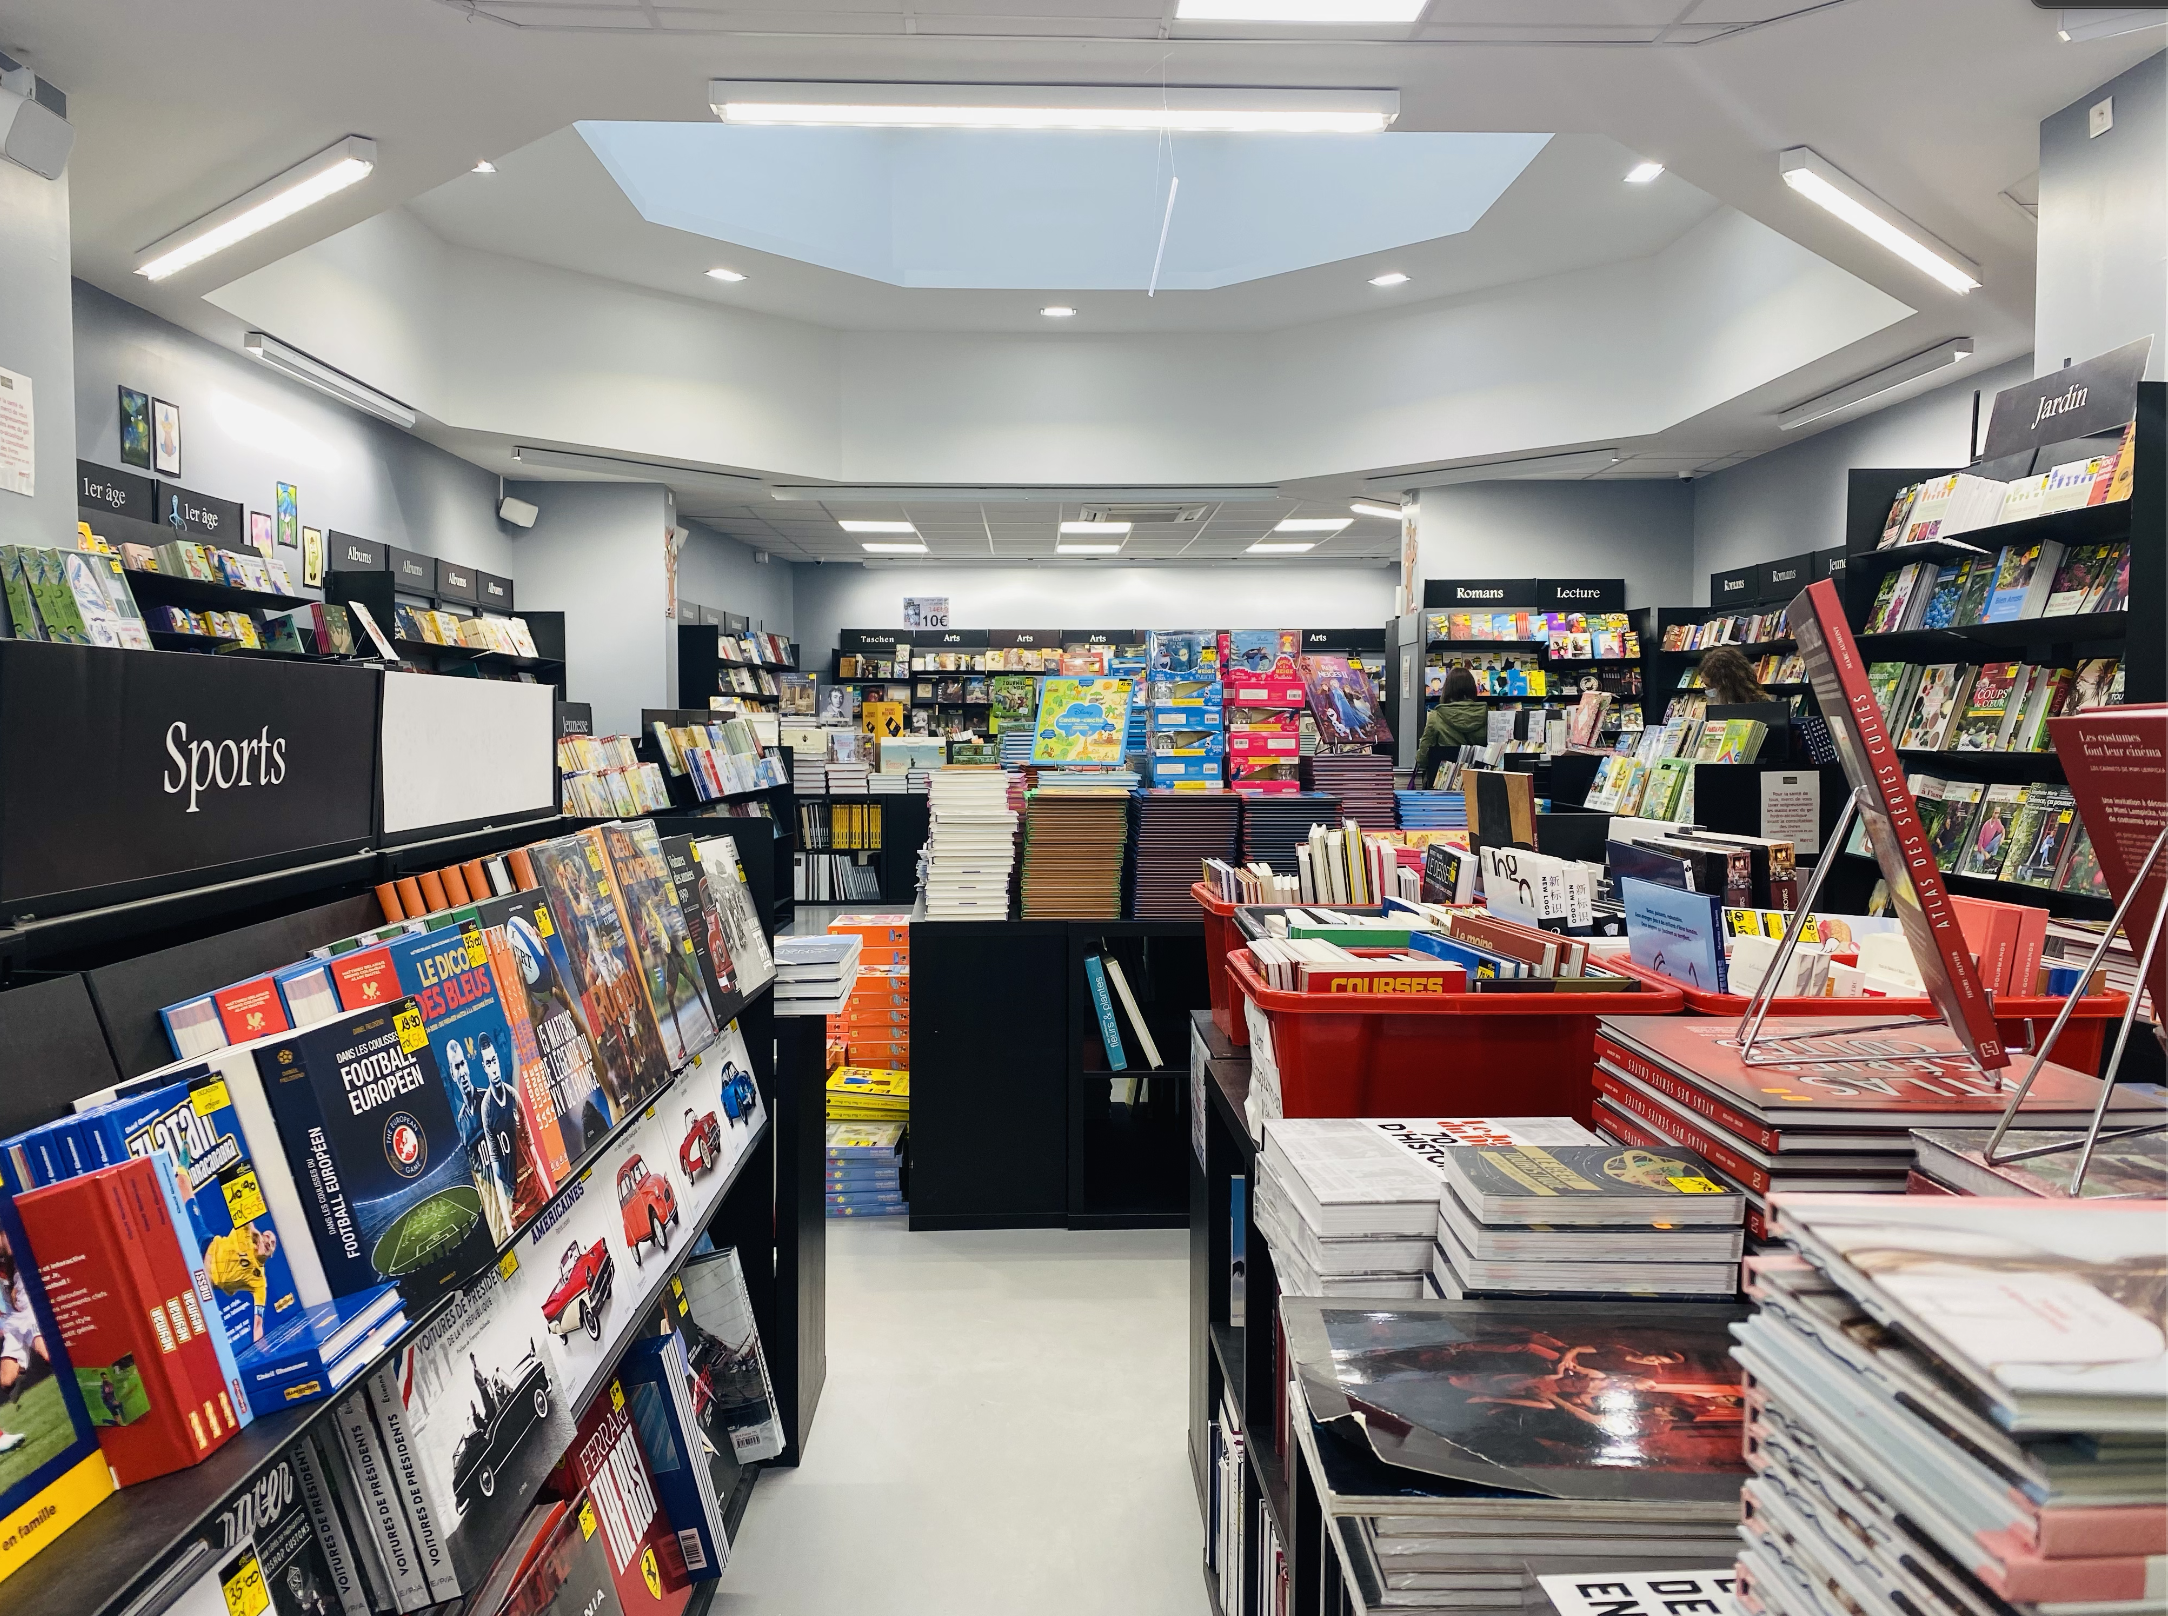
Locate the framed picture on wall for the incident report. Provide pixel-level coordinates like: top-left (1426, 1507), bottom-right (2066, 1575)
top-left (275, 482), bottom-right (298, 549)
top-left (249, 511), bottom-right (274, 558)
top-left (302, 526), bottom-right (323, 587)
top-left (118, 387), bottom-right (152, 470)
top-left (151, 398), bottom-right (181, 476)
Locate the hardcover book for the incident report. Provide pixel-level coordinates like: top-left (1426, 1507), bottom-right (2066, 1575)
top-left (657, 834), bottom-right (737, 1014)
top-left (617, 1332), bottom-right (730, 1581)
top-left (599, 821), bottom-right (719, 1069)
top-left (1030, 677), bottom-right (1132, 765)
top-left (2051, 706), bottom-right (2168, 1017)
top-left (550, 1386), bottom-right (693, 1616)
top-left (692, 837), bottom-right (774, 997)
top-left (677, 1247), bottom-right (784, 1465)
top-left (527, 831), bottom-right (673, 1119)
top-left (1440, 1144), bottom-right (1743, 1225)
top-left (474, 890), bottom-right (617, 1168)
top-left (1946, 661), bottom-right (2023, 752)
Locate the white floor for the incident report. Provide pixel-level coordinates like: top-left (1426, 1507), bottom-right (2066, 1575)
top-left (714, 1220), bottom-right (1211, 1616)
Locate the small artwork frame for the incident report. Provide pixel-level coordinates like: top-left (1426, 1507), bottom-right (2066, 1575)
top-left (302, 526), bottom-right (324, 587)
top-left (118, 387), bottom-right (152, 470)
top-left (151, 398), bottom-right (181, 477)
top-left (249, 511), bottom-right (274, 558)
top-left (275, 482), bottom-right (299, 549)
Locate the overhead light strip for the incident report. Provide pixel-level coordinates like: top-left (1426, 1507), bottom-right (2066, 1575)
top-left (510, 445), bottom-right (765, 488)
top-left (1779, 147), bottom-right (1980, 294)
top-left (243, 333), bottom-right (417, 429)
top-left (711, 81), bottom-right (1397, 134)
top-left (767, 484), bottom-right (1280, 503)
top-left (1777, 339), bottom-right (1974, 431)
top-left (1175, 0), bottom-right (1427, 19)
top-left (137, 137), bottom-right (376, 281)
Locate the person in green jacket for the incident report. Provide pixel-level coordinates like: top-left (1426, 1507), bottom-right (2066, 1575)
top-left (1414, 668), bottom-right (1490, 787)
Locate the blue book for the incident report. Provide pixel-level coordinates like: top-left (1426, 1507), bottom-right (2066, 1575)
top-left (142, 1150), bottom-right (254, 1428)
top-left (235, 1284), bottom-right (405, 1416)
top-left (1083, 954), bottom-right (1127, 1071)
top-left (0, 1120), bottom-right (79, 1192)
top-left (1621, 875), bottom-right (1728, 993)
top-left (619, 1332), bottom-right (729, 1580)
top-left (1406, 932), bottom-right (1515, 981)
top-left (273, 958), bottom-right (342, 1028)
top-left (157, 991), bottom-right (227, 1061)
top-left (1230, 1177), bottom-right (1246, 1319)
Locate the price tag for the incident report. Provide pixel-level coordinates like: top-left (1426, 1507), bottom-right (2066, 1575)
top-left (394, 1005), bottom-right (428, 1053)
top-left (498, 1249), bottom-right (520, 1281)
top-left (221, 1551), bottom-right (270, 1616)
top-left (1668, 1175), bottom-right (1727, 1194)
top-left (192, 1079), bottom-right (232, 1116)
top-left (536, 906), bottom-right (556, 937)
top-left (585, 842), bottom-right (604, 871)
top-left (578, 1501), bottom-right (597, 1539)
top-left (609, 1380), bottom-right (624, 1411)
top-left (221, 1169), bottom-right (268, 1227)
top-left (461, 922), bottom-right (489, 970)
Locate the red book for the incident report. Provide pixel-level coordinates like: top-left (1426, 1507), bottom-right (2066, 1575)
top-left (212, 975), bottom-right (291, 1044)
top-left (551, 1390), bottom-right (692, 1616)
top-left (1792, 576), bottom-right (2005, 1068)
top-left (17, 1160), bottom-right (238, 1484)
top-left (1948, 894), bottom-right (2021, 994)
top-left (2051, 705), bottom-right (2167, 1018)
top-left (329, 945), bottom-right (402, 1011)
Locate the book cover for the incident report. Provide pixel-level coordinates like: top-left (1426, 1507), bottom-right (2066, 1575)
top-left (1791, 578), bottom-right (2004, 1071)
top-left (1441, 1144), bottom-right (1741, 1223)
top-left (598, 822), bottom-right (719, 1070)
top-left (550, 1387), bottom-right (693, 1616)
top-left (1955, 782), bottom-right (2026, 879)
top-left (617, 1332), bottom-right (729, 1581)
top-left (1946, 661), bottom-right (2023, 752)
top-left (1030, 677), bottom-right (1131, 765)
top-left (234, 1284), bottom-right (401, 1415)
top-left (2051, 706), bottom-right (2168, 1016)
top-left (215, 976), bottom-right (293, 1046)
top-left (475, 890), bottom-right (617, 1169)
top-left (692, 838), bottom-right (774, 997)
top-left (1302, 655), bottom-right (1391, 747)
top-left (527, 831), bottom-right (673, 1120)
top-left (678, 1247), bottom-right (783, 1465)
top-left (657, 835), bottom-right (737, 1013)
top-left (1620, 877), bottom-right (1726, 993)
top-left (1997, 788), bottom-right (2075, 889)
top-left (251, 1003), bottom-right (495, 1300)
top-left (387, 925), bottom-right (546, 1248)
top-left (1895, 664), bottom-right (1968, 750)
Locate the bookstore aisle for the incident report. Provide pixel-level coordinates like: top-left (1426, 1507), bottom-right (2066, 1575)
top-left (717, 1221), bottom-right (1205, 1616)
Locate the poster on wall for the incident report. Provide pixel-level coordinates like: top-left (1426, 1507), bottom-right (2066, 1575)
top-left (302, 526), bottom-right (324, 587)
top-left (904, 597), bottom-right (950, 630)
top-left (152, 398), bottom-right (181, 477)
top-left (118, 386), bottom-right (152, 470)
top-left (275, 482), bottom-right (299, 549)
top-left (0, 367), bottom-right (32, 498)
top-left (249, 511), bottom-right (274, 558)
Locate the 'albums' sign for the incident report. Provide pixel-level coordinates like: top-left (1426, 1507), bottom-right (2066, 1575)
top-left (0, 642), bottom-right (378, 913)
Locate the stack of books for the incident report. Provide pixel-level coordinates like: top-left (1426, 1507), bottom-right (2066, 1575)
top-left (1429, 1143), bottom-right (1747, 1300)
top-left (825, 1118), bottom-right (906, 1219)
top-left (1018, 788), bottom-right (1130, 918)
top-left (1252, 1118), bottom-right (1598, 1297)
top-left (773, 932), bottom-right (861, 1017)
top-left (1303, 752), bottom-right (1394, 831)
top-left (1736, 1196), bottom-right (2165, 1616)
top-left (1394, 790), bottom-right (1468, 830)
top-left (1126, 791), bottom-right (1241, 918)
top-left (998, 726), bottom-right (1035, 767)
top-left (921, 767), bottom-right (1016, 919)
top-left (826, 758), bottom-right (871, 794)
top-left (822, 915), bottom-right (909, 1070)
top-left (1907, 1127), bottom-right (2166, 1198)
top-left (1239, 792), bottom-right (1342, 873)
top-left (1588, 1014), bottom-right (2162, 1239)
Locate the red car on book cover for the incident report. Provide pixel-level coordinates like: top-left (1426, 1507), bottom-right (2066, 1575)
top-left (453, 1341), bottom-right (553, 1512)
top-left (678, 1109), bottom-right (723, 1181)
top-left (618, 1154), bottom-right (678, 1265)
top-left (544, 1238), bottom-right (615, 1342)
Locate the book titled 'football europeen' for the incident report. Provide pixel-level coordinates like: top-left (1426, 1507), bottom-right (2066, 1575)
top-left (252, 1002), bottom-right (496, 1302)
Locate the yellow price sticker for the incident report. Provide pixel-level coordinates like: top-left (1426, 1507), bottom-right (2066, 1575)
top-left (498, 1249), bottom-right (520, 1281)
top-left (536, 906), bottom-right (555, 937)
top-left (462, 924), bottom-right (489, 970)
top-left (393, 1005), bottom-right (428, 1054)
top-left (191, 1079), bottom-right (232, 1116)
top-left (609, 1380), bottom-right (624, 1411)
top-left (585, 842), bottom-right (604, 871)
top-left (1668, 1175), bottom-right (1727, 1194)
top-left (222, 1169), bottom-right (268, 1227)
top-left (578, 1501), bottom-right (597, 1539)
top-left (221, 1551), bottom-right (270, 1616)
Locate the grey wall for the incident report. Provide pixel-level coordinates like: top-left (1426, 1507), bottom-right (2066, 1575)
top-left (73, 281), bottom-right (518, 577)
top-left (505, 480), bottom-right (669, 736)
top-left (2038, 51), bottom-right (2167, 381)
top-left (1690, 355), bottom-right (2032, 594)
top-left (0, 159), bottom-right (75, 547)
top-left (1412, 480), bottom-right (1695, 609)
top-left (677, 522), bottom-right (795, 640)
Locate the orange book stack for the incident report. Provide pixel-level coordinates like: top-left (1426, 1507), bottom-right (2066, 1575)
top-left (825, 914), bottom-right (910, 1071)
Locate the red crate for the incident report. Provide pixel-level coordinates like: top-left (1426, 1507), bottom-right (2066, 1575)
top-left (1193, 880), bottom-right (1250, 1046)
top-left (1602, 957), bottom-right (2128, 1075)
top-left (1226, 950), bottom-right (1682, 1122)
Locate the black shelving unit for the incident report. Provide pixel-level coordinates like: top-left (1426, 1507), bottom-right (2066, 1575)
top-left (1423, 615), bottom-right (1649, 736)
top-left (679, 622), bottom-right (794, 710)
top-left (124, 567), bottom-right (312, 616)
top-left (1651, 605), bottom-right (1810, 731)
top-left (792, 792), bottom-right (929, 902)
top-left (325, 568), bottom-right (566, 694)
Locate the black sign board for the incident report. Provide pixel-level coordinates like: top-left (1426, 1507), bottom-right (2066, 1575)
top-left (328, 531), bottom-right (384, 573)
top-left (1062, 629), bottom-right (1141, 646)
top-left (918, 627), bottom-right (989, 649)
top-left (554, 700), bottom-right (592, 740)
top-left (436, 561), bottom-right (477, 604)
top-left (1302, 628), bottom-right (1389, 650)
top-left (1982, 337), bottom-right (2152, 461)
top-left (989, 629), bottom-right (1061, 648)
top-left (721, 612), bottom-right (750, 634)
top-left (1424, 578), bottom-right (1539, 609)
top-left (1710, 566), bottom-right (1756, 606)
top-left (387, 545), bottom-right (435, 593)
top-left (0, 641), bottom-right (379, 919)
top-left (475, 571), bottom-right (512, 610)
top-left (840, 629), bottom-right (904, 652)
top-left (77, 462), bottom-right (156, 524)
top-left (154, 483), bottom-right (245, 548)
top-left (1755, 554), bottom-right (1813, 603)
top-left (1812, 547), bottom-right (1844, 584)
top-left (1536, 578), bottom-right (1625, 612)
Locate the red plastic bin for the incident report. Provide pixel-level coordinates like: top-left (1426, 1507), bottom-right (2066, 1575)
top-left (1193, 880), bottom-right (1252, 1046)
top-left (1602, 956), bottom-right (2128, 1074)
top-left (1226, 950), bottom-right (1684, 1123)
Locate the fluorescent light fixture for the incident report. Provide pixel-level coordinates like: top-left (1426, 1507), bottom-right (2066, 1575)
top-left (1349, 499), bottom-right (1403, 520)
top-left (1275, 517), bottom-right (1351, 532)
top-left (1777, 338), bottom-right (1974, 431)
top-left (1060, 520), bottom-right (1131, 534)
top-left (861, 540), bottom-right (929, 553)
top-left (706, 266), bottom-right (746, 282)
top-left (1247, 541), bottom-right (1317, 553)
top-left (2058, 9), bottom-right (2165, 41)
top-left (137, 137), bottom-right (376, 281)
top-left (1176, 0), bottom-right (1428, 18)
top-left (711, 81), bottom-right (1398, 134)
top-left (510, 444), bottom-right (764, 489)
top-left (839, 520), bottom-right (918, 533)
top-left (1368, 271), bottom-right (1409, 287)
top-left (472, 160), bottom-right (496, 173)
top-left (1779, 147), bottom-right (1980, 294)
top-left (1057, 542), bottom-right (1125, 554)
top-left (1041, 305), bottom-right (1076, 318)
top-left (241, 332), bottom-right (416, 429)
top-left (1625, 161), bottom-right (1664, 183)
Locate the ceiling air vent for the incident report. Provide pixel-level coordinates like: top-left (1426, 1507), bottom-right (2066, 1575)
top-left (1078, 503), bottom-right (1211, 526)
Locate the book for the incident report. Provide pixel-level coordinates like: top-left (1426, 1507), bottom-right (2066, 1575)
top-left (1945, 661), bottom-right (2024, 751)
top-left (693, 837), bottom-right (774, 997)
top-left (1956, 782), bottom-right (2026, 879)
top-left (616, 1331), bottom-right (730, 1581)
top-left (657, 834), bottom-right (737, 1014)
top-left (678, 1247), bottom-right (784, 1465)
top-left (1101, 955), bottom-right (1164, 1068)
top-left (331, 1386), bottom-right (432, 1608)
top-left (527, 830), bottom-right (673, 1120)
top-left (1439, 1144), bottom-right (1744, 1225)
top-left (234, 1285), bottom-right (403, 1416)
top-left (1997, 786), bottom-right (2076, 889)
top-left (1030, 676), bottom-right (1132, 765)
top-left (473, 890), bottom-right (616, 1171)
top-left (1909, 1128), bottom-right (2166, 1200)
top-left (1895, 664), bottom-right (1970, 750)
top-left (550, 1375), bottom-right (694, 1616)
top-left (1259, 1117), bottom-right (1600, 1239)
top-left (1621, 876), bottom-right (1726, 993)
top-left (2051, 706), bottom-right (2168, 1018)
top-left (1083, 954), bottom-right (1126, 1071)
top-left (1982, 540), bottom-right (2065, 623)
top-left (598, 821), bottom-right (719, 1070)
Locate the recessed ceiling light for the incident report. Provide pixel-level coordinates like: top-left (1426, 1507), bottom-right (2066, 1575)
top-left (1349, 499), bottom-right (1403, 520)
top-left (1060, 520), bottom-right (1130, 533)
top-left (711, 81), bottom-right (1399, 135)
top-left (1275, 517), bottom-right (1351, 532)
top-left (1368, 271), bottom-right (1409, 287)
top-left (1625, 161), bottom-right (1664, 184)
top-left (136, 136), bottom-right (376, 281)
top-left (1246, 541), bottom-right (1317, 553)
top-left (1057, 542), bottom-right (1125, 554)
top-left (1779, 148), bottom-right (1980, 294)
top-left (839, 520), bottom-right (917, 533)
top-left (472, 160), bottom-right (497, 174)
top-left (861, 541), bottom-right (929, 554)
top-left (1042, 305), bottom-right (1077, 318)
top-left (707, 267), bottom-right (747, 282)
top-left (1177, 0), bottom-right (1427, 19)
